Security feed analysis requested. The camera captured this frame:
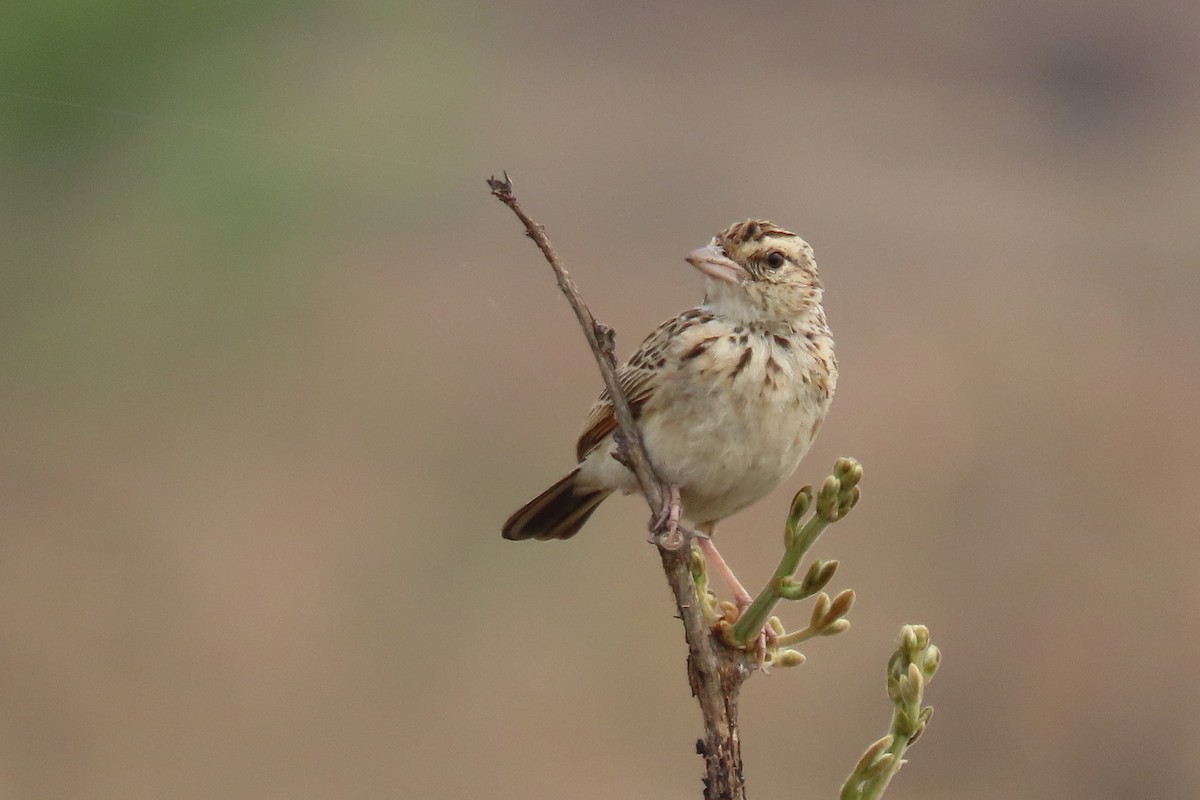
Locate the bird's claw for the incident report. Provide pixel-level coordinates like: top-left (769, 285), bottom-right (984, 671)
top-left (739, 600), bottom-right (778, 672)
top-left (753, 624), bottom-right (780, 672)
top-left (714, 599), bottom-right (779, 672)
top-left (648, 484), bottom-right (684, 549)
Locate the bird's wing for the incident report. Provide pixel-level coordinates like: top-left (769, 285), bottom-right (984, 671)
top-left (575, 320), bottom-right (676, 461)
top-left (575, 366), bottom-right (655, 462)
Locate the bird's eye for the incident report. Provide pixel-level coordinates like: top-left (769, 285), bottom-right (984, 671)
top-left (765, 251), bottom-right (786, 270)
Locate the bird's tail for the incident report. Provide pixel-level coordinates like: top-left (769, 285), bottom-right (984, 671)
top-left (502, 469), bottom-right (612, 541)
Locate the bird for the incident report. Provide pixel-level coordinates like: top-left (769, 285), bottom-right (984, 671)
top-left (502, 219), bottom-right (837, 610)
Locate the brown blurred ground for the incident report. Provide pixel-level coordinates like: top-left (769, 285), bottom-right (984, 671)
top-left (2, 1), bottom-right (1199, 798)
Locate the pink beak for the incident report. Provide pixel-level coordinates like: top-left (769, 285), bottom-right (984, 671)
top-left (686, 243), bottom-right (746, 284)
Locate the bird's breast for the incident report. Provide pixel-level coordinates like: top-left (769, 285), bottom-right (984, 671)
top-left (639, 322), bottom-right (836, 522)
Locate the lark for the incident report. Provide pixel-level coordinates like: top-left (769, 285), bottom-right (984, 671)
top-left (502, 220), bottom-right (837, 610)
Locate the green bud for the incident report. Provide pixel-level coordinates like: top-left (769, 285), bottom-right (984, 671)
top-left (776, 576), bottom-right (808, 600)
top-left (866, 752), bottom-right (896, 779)
top-left (810, 592), bottom-right (832, 628)
top-left (901, 663), bottom-right (924, 704)
top-left (826, 589), bottom-right (855, 624)
top-left (777, 649), bottom-right (806, 668)
top-left (817, 476), bottom-right (841, 518)
top-left (902, 625), bottom-right (919, 655)
top-left (834, 457), bottom-right (862, 487)
top-left (821, 619), bottom-right (851, 636)
top-left (893, 706), bottom-right (916, 739)
top-left (797, 559), bottom-right (837, 597)
top-left (922, 646), bottom-right (941, 680)
top-left (817, 558), bottom-right (839, 583)
top-left (840, 485), bottom-right (861, 515)
top-left (887, 650), bottom-right (906, 682)
top-left (788, 485), bottom-right (813, 522)
top-left (911, 624), bottom-right (930, 650)
top-left (852, 735), bottom-right (894, 773)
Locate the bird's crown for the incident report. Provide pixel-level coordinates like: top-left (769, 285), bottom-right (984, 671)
top-left (717, 219), bottom-right (797, 248)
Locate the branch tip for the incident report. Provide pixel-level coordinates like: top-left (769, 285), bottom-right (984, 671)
top-left (486, 171), bottom-right (513, 196)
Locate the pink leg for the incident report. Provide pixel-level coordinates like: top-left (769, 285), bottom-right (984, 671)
top-left (697, 524), bottom-right (773, 668)
top-left (695, 529), bottom-right (753, 609)
top-left (650, 484), bottom-right (682, 538)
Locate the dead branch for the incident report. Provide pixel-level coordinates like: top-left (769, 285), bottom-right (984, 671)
top-left (488, 173), bottom-right (747, 799)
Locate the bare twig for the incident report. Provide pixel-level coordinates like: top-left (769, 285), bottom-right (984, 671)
top-left (486, 173), bottom-right (663, 514)
top-left (488, 173), bottom-right (747, 800)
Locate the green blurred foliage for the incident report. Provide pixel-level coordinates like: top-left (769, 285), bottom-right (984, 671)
top-left (1, 2), bottom-right (479, 413)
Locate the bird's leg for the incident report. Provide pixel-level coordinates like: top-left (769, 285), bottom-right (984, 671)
top-left (696, 524), bottom-right (773, 667)
top-left (694, 527), bottom-right (754, 608)
top-left (649, 483), bottom-right (682, 545)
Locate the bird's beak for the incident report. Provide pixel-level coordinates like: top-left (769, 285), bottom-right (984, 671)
top-left (686, 243), bottom-right (746, 284)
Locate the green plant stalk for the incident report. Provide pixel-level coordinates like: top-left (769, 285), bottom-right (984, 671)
top-left (842, 695), bottom-right (927, 800)
top-left (773, 624), bottom-right (819, 648)
top-left (729, 513), bottom-right (831, 645)
top-left (841, 625), bottom-right (938, 800)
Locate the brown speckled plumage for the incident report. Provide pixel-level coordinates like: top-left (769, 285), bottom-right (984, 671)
top-left (502, 220), bottom-right (837, 544)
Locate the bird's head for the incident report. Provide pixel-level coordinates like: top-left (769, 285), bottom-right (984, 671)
top-left (686, 220), bottom-right (824, 325)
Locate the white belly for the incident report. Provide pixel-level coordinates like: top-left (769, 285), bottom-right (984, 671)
top-left (579, 323), bottom-right (834, 524)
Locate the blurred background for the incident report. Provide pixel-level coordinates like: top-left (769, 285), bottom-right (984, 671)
top-left (3, 1), bottom-right (1198, 798)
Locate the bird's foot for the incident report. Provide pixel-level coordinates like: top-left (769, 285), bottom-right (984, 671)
top-left (648, 484), bottom-right (685, 550)
top-left (739, 598), bottom-right (778, 672)
top-left (696, 536), bottom-right (778, 671)
top-left (711, 596), bottom-right (779, 672)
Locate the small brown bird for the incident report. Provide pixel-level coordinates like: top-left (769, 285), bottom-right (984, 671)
top-left (502, 220), bottom-right (837, 608)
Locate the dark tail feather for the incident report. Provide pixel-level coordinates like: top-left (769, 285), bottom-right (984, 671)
top-left (502, 469), bottom-right (612, 541)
